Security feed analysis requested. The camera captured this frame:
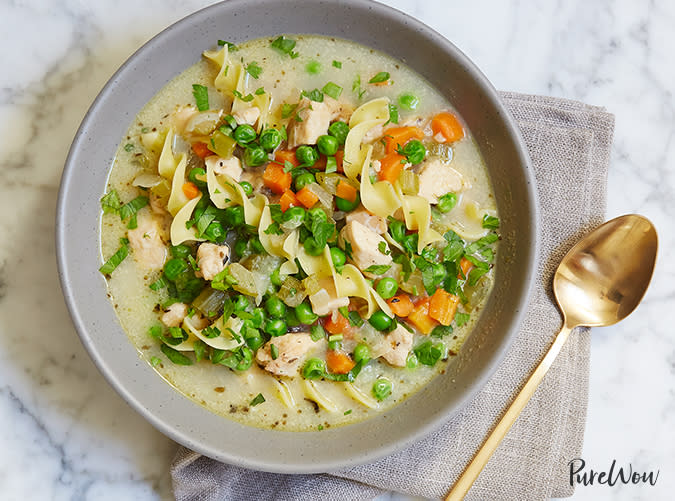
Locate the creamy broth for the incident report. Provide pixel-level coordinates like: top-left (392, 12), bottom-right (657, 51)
top-left (100, 35), bottom-right (498, 431)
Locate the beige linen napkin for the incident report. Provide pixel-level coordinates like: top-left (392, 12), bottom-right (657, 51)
top-left (171, 92), bottom-right (615, 501)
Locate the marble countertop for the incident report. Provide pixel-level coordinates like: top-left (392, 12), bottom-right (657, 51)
top-left (1, 0), bottom-right (672, 499)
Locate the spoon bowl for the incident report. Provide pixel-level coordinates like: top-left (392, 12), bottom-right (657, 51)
top-left (447, 214), bottom-right (658, 500)
top-left (554, 214), bottom-right (658, 328)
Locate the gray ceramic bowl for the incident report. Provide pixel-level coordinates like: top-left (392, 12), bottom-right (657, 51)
top-left (57, 0), bottom-right (538, 473)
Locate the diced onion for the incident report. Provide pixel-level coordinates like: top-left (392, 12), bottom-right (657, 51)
top-left (185, 110), bottom-right (222, 136)
top-left (228, 263), bottom-right (258, 296)
top-left (192, 288), bottom-right (227, 316)
top-left (133, 173), bottom-right (164, 188)
top-left (305, 182), bottom-right (333, 210)
top-left (278, 276), bottom-right (306, 307)
top-left (302, 274), bottom-right (322, 296)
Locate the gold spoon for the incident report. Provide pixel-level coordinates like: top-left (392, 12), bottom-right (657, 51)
top-left (446, 214), bottom-right (658, 500)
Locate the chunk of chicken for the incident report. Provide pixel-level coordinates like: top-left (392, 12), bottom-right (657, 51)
top-left (256, 332), bottom-right (315, 376)
top-left (340, 220), bottom-right (392, 272)
top-left (196, 243), bottom-right (230, 281)
top-left (170, 105), bottom-right (199, 135)
top-left (345, 208), bottom-right (387, 235)
top-left (205, 155), bottom-right (243, 181)
top-left (308, 278), bottom-right (350, 316)
top-left (287, 97), bottom-right (352, 148)
top-left (232, 106), bottom-right (261, 127)
top-left (161, 302), bottom-right (188, 327)
top-left (417, 158), bottom-right (470, 204)
top-left (380, 324), bottom-right (414, 367)
top-left (127, 213), bottom-right (167, 270)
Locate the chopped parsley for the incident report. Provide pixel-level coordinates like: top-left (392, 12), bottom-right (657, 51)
top-left (100, 190), bottom-right (121, 214)
top-left (482, 214), bottom-right (500, 229)
top-left (245, 61), bottom-right (263, 79)
top-left (250, 393), bottom-right (266, 406)
top-left (99, 238), bottom-right (129, 275)
top-left (160, 344), bottom-right (193, 365)
top-left (150, 356), bottom-right (161, 367)
top-left (332, 60), bottom-right (342, 69)
top-left (281, 103), bottom-right (298, 119)
top-left (192, 84), bottom-right (209, 111)
top-left (363, 264), bottom-right (391, 275)
top-left (369, 71), bottom-right (390, 84)
top-left (124, 143), bottom-right (134, 152)
top-left (322, 81), bottom-right (343, 99)
top-left (217, 40), bottom-right (238, 50)
top-left (302, 88), bottom-right (324, 103)
top-left (270, 343), bottom-right (279, 360)
top-left (455, 312), bottom-right (470, 327)
top-left (270, 36), bottom-right (298, 58)
top-left (306, 60), bottom-right (321, 75)
top-left (232, 89), bottom-right (255, 102)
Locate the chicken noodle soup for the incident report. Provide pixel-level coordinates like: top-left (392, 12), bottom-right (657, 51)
top-left (100, 35), bottom-right (499, 431)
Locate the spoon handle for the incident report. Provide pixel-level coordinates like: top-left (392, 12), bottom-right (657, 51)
top-left (445, 324), bottom-right (573, 501)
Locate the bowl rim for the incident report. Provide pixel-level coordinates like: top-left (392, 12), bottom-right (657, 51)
top-left (56, 0), bottom-right (539, 473)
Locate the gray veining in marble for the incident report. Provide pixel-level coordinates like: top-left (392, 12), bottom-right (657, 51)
top-left (1, 1), bottom-right (673, 500)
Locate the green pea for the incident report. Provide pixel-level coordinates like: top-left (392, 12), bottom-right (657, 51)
top-left (244, 144), bottom-right (267, 167)
top-left (329, 246), bottom-right (346, 268)
top-left (353, 343), bottom-right (370, 363)
top-left (243, 327), bottom-right (265, 351)
top-left (259, 128), bottom-right (282, 152)
top-left (302, 358), bottom-right (326, 379)
top-left (295, 302), bottom-right (318, 325)
top-left (376, 277), bottom-right (398, 299)
top-left (406, 352), bottom-right (419, 369)
top-left (223, 206), bottom-right (245, 227)
top-left (282, 206), bottom-right (306, 226)
top-left (170, 245), bottom-right (191, 259)
top-left (233, 294), bottom-right (249, 311)
top-left (372, 377), bottom-right (392, 401)
top-left (294, 172), bottom-right (315, 191)
top-left (270, 267), bottom-right (284, 287)
top-left (388, 219), bottom-right (406, 243)
top-left (250, 307), bottom-right (266, 329)
top-left (401, 139), bottom-right (426, 165)
top-left (203, 221), bottom-right (225, 242)
top-left (437, 193), bottom-right (458, 213)
top-left (295, 145), bottom-right (319, 166)
top-left (328, 121), bottom-right (350, 144)
top-left (335, 191), bottom-right (360, 212)
top-left (164, 258), bottom-right (188, 281)
top-left (188, 167), bottom-right (207, 187)
top-left (265, 296), bottom-right (287, 319)
top-left (264, 318), bottom-right (287, 337)
top-left (239, 181), bottom-right (254, 196)
top-left (233, 124), bottom-right (257, 145)
top-left (398, 93), bottom-right (419, 111)
top-left (368, 310), bottom-right (393, 331)
top-left (316, 135), bottom-right (339, 156)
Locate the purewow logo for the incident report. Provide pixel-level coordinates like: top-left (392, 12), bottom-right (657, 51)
top-left (569, 458), bottom-right (659, 487)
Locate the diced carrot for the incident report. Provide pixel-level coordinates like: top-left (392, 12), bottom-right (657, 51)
top-left (428, 289), bottom-right (460, 326)
top-left (383, 126), bottom-right (424, 154)
top-left (274, 149), bottom-right (300, 168)
top-left (458, 257), bottom-right (473, 279)
top-left (326, 350), bottom-right (356, 374)
top-left (191, 142), bottom-right (212, 159)
top-left (182, 182), bottom-right (200, 199)
top-left (335, 150), bottom-right (344, 173)
top-left (336, 180), bottom-right (358, 203)
top-left (378, 152), bottom-right (405, 184)
top-left (387, 294), bottom-right (414, 317)
top-left (431, 112), bottom-right (464, 143)
top-left (279, 190), bottom-right (299, 212)
top-left (407, 297), bottom-right (438, 334)
top-left (296, 186), bottom-right (319, 209)
top-left (323, 311), bottom-right (349, 335)
top-left (263, 163), bottom-right (292, 194)
top-left (313, 154), bottom-right (327, 170)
